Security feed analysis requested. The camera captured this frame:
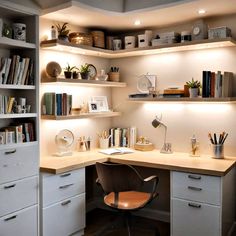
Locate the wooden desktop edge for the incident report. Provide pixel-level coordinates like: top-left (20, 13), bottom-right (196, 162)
top-left (40, 150), bottom-right (236, 176)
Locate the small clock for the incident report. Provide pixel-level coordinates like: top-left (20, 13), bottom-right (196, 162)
top-left (192, 19), bottom-right (208, 40)
top-left (87, 64), bottom-right (97, 80)
top-left (193, 26), bottom-right (201, 36)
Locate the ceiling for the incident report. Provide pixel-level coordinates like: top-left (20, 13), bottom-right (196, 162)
top-left (41, 0), bottom-right (236, 31)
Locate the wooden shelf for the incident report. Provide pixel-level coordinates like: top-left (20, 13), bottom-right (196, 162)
top-left (0, 84), bottom-right (35, 90)
top-left (0, 141), bottom-right (38, 150)
top-left (40, 37), bottom-right (236, 58)
top-left (0, 37), bottom-right (36, 49)
top-left (0, 113), bottom-right (38, 119)
top-left (128, 97), bottom-right (236, 103)
top-left (41, 77), bottom-right (126, 87)
top-left (41, 111), bottom-right (121, 120)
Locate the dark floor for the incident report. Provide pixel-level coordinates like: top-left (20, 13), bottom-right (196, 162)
top-left (84, 208), bottom-right (170, 236)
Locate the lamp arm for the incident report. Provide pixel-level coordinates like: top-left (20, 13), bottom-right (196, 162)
top-left (163, 124), bottom-right (167, 145)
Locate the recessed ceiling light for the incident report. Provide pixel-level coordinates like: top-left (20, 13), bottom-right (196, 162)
top-left (134, 20), bottom-right (141, 26)
top-left (198, 9), bottom-right (206, 14)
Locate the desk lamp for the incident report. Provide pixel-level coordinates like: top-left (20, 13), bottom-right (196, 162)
top-left (152, 116), bottom-right (172, 154)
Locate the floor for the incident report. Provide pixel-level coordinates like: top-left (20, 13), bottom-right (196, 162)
top-left (84, 208), bottom-right (170, 236)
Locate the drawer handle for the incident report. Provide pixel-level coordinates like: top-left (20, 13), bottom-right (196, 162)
top-left (61, 200), bottom-right (71, 206)
top-left (59, 184), bottom-right (74, 189)
top-left (188, 174), bottom-right (201, 180)
top-left (4, 215), bottom-right (17, 221)
top-left (188, 203), bottom-right (201, 209)
top-left (188, 186), bottom-right (202, 191)
top-left (4, 184), bottom-right (16, 189)
top-left (4, 149), bottom-right (16, 155)
top-left (60, 173), bottom-right (71, 178)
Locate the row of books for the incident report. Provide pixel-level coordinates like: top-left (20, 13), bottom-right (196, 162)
top-left (0, 95), bottom-right (16, 114)
top-left (43, 93), bottom-right (72, 116)
top-left (0, 122), bottom-right (35, 145)
top-left (109, 127), bottom-right (137, 148)
top-left (0, 55), bottom-right (34, 85)
top-left (202, 71), bottom-right (233, 98)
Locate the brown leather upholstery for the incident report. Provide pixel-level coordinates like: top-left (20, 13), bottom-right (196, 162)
top-left (104, 191), bottom-right (151, 210)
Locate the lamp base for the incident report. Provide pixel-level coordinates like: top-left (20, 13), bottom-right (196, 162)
top-left (161, 142), bottom-right (172, 154)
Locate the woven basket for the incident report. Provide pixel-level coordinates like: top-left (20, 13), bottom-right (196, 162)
top-left (69, 32), bottom-right (93, 46)
top-left (91, 31), bottom-right (105, 48)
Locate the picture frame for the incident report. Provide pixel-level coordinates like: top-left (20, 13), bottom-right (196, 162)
top-left (88, 101), bottom-right (99, 113)
top-left (91, 96), bottom-right (109, 112)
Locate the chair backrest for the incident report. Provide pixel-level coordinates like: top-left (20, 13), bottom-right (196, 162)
top-left (95, 162), bottom-right (144, 194)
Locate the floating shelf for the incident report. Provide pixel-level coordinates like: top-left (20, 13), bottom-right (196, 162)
top-left (41, 111), bottom-right (121, 120)
top-left (0, 37), bottom-right (36, 49)
top-left (40, 37), bottom-right (236, 58)
top-left (0, 113), bottom-right (38, 119)
top-left (0, 84), bottom-right (36, 90)
top-left (41, 77), bottom-right (127, 87)
top-left (128, 97), bottom-right (236, 103)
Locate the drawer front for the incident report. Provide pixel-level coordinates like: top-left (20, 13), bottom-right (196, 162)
top-left (42, 193), bottom-right (85, 236)
top-left (171, 171), bottom-right (221, 205)
top-left (0, 176), bottom-right (38, 217)
top-left (0, 145), bottom-right (39, 184)
top-left (0, 205), bottom-right (38, 236)
top-left (41, 168), bottom-right (85, 207)
top-left (172, 198), bottom-right (220, 236)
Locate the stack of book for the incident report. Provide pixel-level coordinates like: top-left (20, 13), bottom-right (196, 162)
top-left (163, 88), bottom-right (185, 97)
top-left (0, 55), bottom-right (34, 85)
top-left (202, 71), bottom-right (234, 98)
top-left (0, 122), bottom-right (35, 144)
top-left (43, 92), bottom-right (72, 116)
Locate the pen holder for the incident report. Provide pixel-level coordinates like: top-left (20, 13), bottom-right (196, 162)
top-left (99, 138), bottom-right (109, 149)
top-left (108, 72), bottom-right (120, 82)
top-left (211, 144), bottom-right (224, 159)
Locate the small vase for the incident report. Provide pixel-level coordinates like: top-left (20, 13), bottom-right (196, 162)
top-left (64, 71), bottom-right (72, 79)
top-left (189, 88), bottom-right (198, 98)
top-left (80, 72), bottom-right (89, 80)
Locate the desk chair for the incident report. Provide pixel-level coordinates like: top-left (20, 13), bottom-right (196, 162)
top-left (95, 162), bottom-right (160, 236)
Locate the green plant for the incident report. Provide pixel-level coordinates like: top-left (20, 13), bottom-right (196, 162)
top-left (79, 63), bottom-right (90, 73)
top-left (186, 78), bottom-right (201, 88)
top-left (64, 63), bottom-right (77, 72)
top-left (55, 22), bottom-right (70, 36)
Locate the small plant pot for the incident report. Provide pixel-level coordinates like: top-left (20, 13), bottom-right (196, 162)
top-left (80, 72), bottom-right (89, 80)
top-left (58, 35), bottom-right (69, 42)
top-left (72, 72), bottom-right (79, 79)
top-left (189, 88), bottom-right (198, 98)
top-left (64, 71), bottom-right (72, 79)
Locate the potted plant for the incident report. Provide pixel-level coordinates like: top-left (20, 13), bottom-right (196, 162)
top-left (55, 22), bottom-right (70, 41)
top-left (64, 63), bottom-right (76, 79)
top-left (186, 78), bottom-right (201, 98)
top-left (72, 68), bottom-right (79, 79)
top-left (79, 63), bottom-right (90, 80)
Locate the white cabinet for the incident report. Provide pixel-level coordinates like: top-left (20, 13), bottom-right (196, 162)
top-left (171, 169), bottom-right (235, 236)
top-left (40, 168), bottom-right (86, 236)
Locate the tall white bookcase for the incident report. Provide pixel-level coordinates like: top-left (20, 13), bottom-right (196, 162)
top-left (0, 1), bottom-right (39, 235)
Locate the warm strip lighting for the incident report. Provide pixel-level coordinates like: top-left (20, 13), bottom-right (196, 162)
top-left (134, 20), bottom-right (141, 26)
top-left (186, 103), bottom-right (232, 113)
top-left (143, 103), bottom-right (185, 112)
top-left (198, 9), bottom-right (206, 14)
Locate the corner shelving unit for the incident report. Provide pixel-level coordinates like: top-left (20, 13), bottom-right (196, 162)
top-left (40, 37), bottom-right (236, 58)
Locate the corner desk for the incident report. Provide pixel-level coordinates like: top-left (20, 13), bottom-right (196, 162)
top-left (40, 150), bottom-right (236, 236)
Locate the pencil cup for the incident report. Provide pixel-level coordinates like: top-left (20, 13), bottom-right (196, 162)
top-left (99, 138), bottom-right (109, 149)
top-left (211, 144), bottom-right (224, 159)
top-left (108, 72), bottom-right (120, 82)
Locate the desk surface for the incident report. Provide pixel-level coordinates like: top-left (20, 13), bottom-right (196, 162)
top-left (40, 150), bottom-right (236, 176)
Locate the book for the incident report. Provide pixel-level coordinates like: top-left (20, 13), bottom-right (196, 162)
top-left (12, 55), bottom-right (21, 84)
top-left (215, 71), bottom-right (222, 98)
top-left (99, 147), bottom-right (134, 155)
top-left (210, 72), bottom-right (215, 97)
top-left (222, 71), bottom-right (233, 97)
top-left (0, 58), bottom-right (7, 84)
top-left (7, 55), bottom-right (17, 84)
top-left (21, 57), bottom-right (30, 85)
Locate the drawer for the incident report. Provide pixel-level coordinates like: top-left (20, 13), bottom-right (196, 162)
top-left (0, 176), bottom-right (38, 217)
top-left (171, 171), bottom-right (221, 205)
top-left (171, 198), bottom-right (220, 236)
top-left (41, 168), bottom-right (85, 207)
top-left (0, 205), bottom-right (38, 236)
top-left (42, 193), bottom-right (85, 236)
top-left (0, 145), bottom-right (39, 184)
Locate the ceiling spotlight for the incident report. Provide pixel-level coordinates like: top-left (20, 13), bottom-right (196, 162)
top-left (198, 9), bottom-right (206, 14)
top-left (134, 20), bottom-right (141, 26)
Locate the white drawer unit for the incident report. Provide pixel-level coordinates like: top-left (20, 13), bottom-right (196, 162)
top-left (42, 193), bottom-right (85, 236)
top-left (172, 171), bottom-right (221, 205)
top-left (171, 169), bottom-right (235, 236)
top-left (0, 145), bottom-right (39, 184)
top-left (0, 205), bottom-right (38, 236)
top-left (0, 176), bottom-right (38, 217)
top-left (41, 168), bottom-right (85, 207)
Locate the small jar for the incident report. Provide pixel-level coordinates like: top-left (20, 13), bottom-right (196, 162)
top-left (181, 31), bottom-right (191, 43)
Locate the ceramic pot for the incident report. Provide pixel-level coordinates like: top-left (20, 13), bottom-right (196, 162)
top-left (80, 72), bottom-right (89, 80)
top-left (189, 88), bottom-right (198, 98)
top-left (72, 71), bottom-right (79, 79)
top-left (58, 35), bottom-right (69, 42)
top-left (64, 71), bottom-right (72, 79)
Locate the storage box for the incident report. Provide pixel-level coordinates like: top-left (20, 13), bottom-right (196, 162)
top-left (208, 27), bottom-right (231, 39)
top-left (125, 36), bottom-right (136, 49)
top-left (138, 34), bottom-right (148, 48)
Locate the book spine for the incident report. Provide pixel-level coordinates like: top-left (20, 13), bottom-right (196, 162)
top-left (210, 72), bottom-right (215, 97)
top-left (202, 71), bottom-right (207, 98)
top-left (129, 127), bottom-right (137, 148)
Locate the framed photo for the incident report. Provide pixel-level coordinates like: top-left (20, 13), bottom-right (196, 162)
top-left (88, 101), bottom-right (99, 113)
top-left (91, 96), bottom-right (109, 112)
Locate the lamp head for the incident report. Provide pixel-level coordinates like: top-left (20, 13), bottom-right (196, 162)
top-left (152, 118), bottom-right (161, 128)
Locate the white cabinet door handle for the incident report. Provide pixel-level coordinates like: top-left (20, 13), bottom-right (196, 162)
top-left (188, 203), bottom-right (201, 208)
top-left (4, 215), bottom-right (17, 221)
top-left (60, 173), bottom-right (71, 177)
top-left (4, 149), bottom-right (16, 155)
top-left (61, 200), bottom-right (71, 206)
top-left (4, 184), bottom-right (16, 189)
top-left (188, 174), bottom-right (201, 180)
top-left (59, 184), bottom-right (74, 189)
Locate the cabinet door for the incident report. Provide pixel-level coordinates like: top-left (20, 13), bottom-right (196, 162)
top-left (0, 205), bottom-right (38, 236)
top-left (172, 198), bottom-right (221, 236)
top-left (42, 193), bottom-right (85, 236)
top-left (0, 145), bottom-right (39, 184)
top-left (0, 176), bottom-right (38, 217)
